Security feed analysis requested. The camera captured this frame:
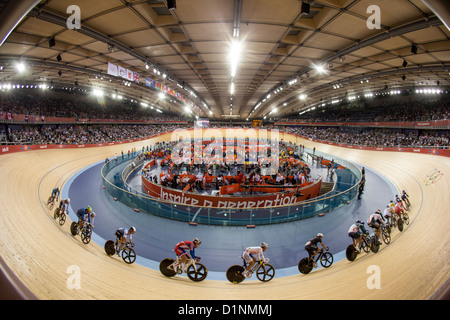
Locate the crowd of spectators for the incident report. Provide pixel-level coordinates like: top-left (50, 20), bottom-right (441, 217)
top-left (280, 95), bottom-right (449, 123)
top-left (283, 126), bottom-right (449, 148)
top-left (6, 124), bottom-right (185, 145)
top-left (0, 89), bottom-right (187, 122)
top-left (3, 121), bottom-right (449, 149)
top-left (1, 89), bottom-right (449, 149)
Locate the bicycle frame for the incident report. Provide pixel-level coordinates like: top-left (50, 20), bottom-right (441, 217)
top-left (308, 248), bottom-right (326, 262)
top-left (170, 256), bottom-right (199, 274)
top-left (243, 259), bottom-right (265, 274)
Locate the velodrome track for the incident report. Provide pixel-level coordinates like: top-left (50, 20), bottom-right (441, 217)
top-left (0, 131), bottom-right (449, 300)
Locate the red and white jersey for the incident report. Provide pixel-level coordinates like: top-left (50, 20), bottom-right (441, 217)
top-left (245, 246), bottom-right (265, 260)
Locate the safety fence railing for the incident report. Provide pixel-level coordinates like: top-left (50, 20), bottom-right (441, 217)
top-left (101, 144), bottom-right (362, 226)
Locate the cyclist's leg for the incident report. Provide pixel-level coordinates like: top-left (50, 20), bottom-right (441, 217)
top-left (117, 236), bottom-right (127, 252)
top-left (242, 252), bottom-right (254, 276)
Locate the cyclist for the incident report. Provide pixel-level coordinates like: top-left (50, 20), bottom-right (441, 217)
top-left (115, 226), bottom-right (136, 255)
top-left (394, 200), bottom-right (405, 221)
top-left (305, 233), bottom-right (328, 268)
top-left (76, 205), bottom-right (95, 229)
top-left (401, 190), bottom-right (410, 207)
top-left (57, 198), bottom-right (70, 216)
top-left (171, 238), bottom-right (202, 273)
top-left (383, 205), bottom-right (394, 227)
top-left (368, 210), bottom-right (386, 245)
top-left (242, 242), bottom-right (269, 278)
top-left (348, 220), bottom-right (368, 253)
top-left (50, 187), bottom-right (60, 202)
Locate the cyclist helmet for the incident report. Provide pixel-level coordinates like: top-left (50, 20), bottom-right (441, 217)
top-left (130, 226), bottom-right (136, 232)
top-left (66, 198), bottom-right (70, 204)
top-left (261, 242), bottom-right (268, 248)
top-left (317, 233), bottom-right (323, 238)
top-left (193, 238), bottom-right (201, 245)
top-left (90, 212), bottom-right (96, 217)
top-left (86, 205), bottom-right (92, 212)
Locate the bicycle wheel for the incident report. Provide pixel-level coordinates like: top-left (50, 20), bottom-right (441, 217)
top-left (59, 213), bottom-right (66, 226)
top-left (70, 222), bottom-right (78, 236)
top-left (398, 217), bottom-right (404, 232)
top-left (403, 212), bottom-right (410, 225)
top-left (298, 258), bottom-right (313, 274)
top-left (53, 208), bottom-right (60, 219)
top-left (320, 252), bottom-right (334, 268)
top-left (104, 240), bottom-right (116, 256)
top-left (256, 263), bottom-right (275, 282)
top-left (122, 247), bottom-right (136, 264)
top-left (382, 229), bottom-right (391, 245)
top-left (385, 224), bottom-right (392, 234)
top-left (370, 236), bottom-right (380, 253)
top-left (47, 197), bottom-right (54, 209)
top-left (226, 265), bottom-right (245, 284)
top-left (81, 227), bottom-right (92, 244)
top-left (362, 237), bottom-right (370, 253)
top-left (187, 262), bottom-right (208, 282)
top-left (346, 244), bottom-right (357, 261)
top-left (159, 258), bottom-right (176, 277)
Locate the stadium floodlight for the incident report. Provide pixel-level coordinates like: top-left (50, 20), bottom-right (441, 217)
top-left (15, 62), bottom-right (26, 73)
top-left (92, 88), bottom-right (104, 97)
top-left (229, 39), bottom-right (241, 78)
top-left (312, 63), bottom-right (326, 74)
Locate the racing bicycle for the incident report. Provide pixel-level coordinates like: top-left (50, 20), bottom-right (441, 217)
top-left (298, 247), bottom-right (333, 274)
top-left (159, 256), bottom-right (207, 281)
top-left (226, 258), bottom-right (275, 284)
top-left (47, 195), bottom-right (56, 210)
top-left (53, 207), bottom-right (67, 226)
top-left (380, 224), bottom-right (391, 245)
top-left (104, 239), bottom-right (136, 264)
top-left (70, 221), bottom-right (93, 244)
top-left (346, 232), bottom-right (379, 261)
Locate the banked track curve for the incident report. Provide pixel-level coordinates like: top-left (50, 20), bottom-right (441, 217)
top-left (0, 131), bottom-right (449, 300)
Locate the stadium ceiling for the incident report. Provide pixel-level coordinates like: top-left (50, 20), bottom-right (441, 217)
top-left (0, 0), bottom-right (449, 121)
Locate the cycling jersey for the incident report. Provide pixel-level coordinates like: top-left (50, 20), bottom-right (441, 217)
top-left (305, 236), bottom-right (322, 247)
top-left (58, 199), bottom-right (69, 213)
top-left (394, 202), bottom-right (403, 214)
top-left (348, 223), bottom-right (367, 238)
top-left (174, 241), bottom-right (196, 259)
top-left (52, 188), bottom-right (60, 199)
top-left (383, 207), bottom-right (393, 217)
top-left (389, 202), bottom-right (396, 212)
top-left (76, 208), bottom-right (95, 225)
top-left (116, 228), bottom-right (133, 242)
top-left (242, 246), bottom-right (266, 263)
top-left (368, 213), bottom-right (385, 227)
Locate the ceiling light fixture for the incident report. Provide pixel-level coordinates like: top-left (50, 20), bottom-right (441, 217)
top-left (313, 63), bottom-right (326, 74)
top-left (229, 39), bottom-right (241, 78)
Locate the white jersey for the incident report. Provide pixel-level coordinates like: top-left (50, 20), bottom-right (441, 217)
top-left (368, 213), bottom-right (385, 225)
top-left (59, 200), bottom-right (69, 213)
top-left (348, 224), bottom-right (359, 233)
top-left (383, 207), bottom-right (393, 217)
top-left (244, 246), bottom-right (266, 261)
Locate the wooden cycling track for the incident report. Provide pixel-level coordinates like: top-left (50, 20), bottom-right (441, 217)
top-left (0, 131), bottom-right (449, 300)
